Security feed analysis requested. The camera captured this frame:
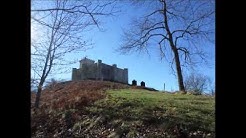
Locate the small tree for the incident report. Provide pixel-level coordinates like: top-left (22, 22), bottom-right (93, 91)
top-left (44, 78), bottom-right (60, 89)
top-left (184, 72), bottom-right (210, 95)
top-left (208, 80), bottom-right (215, 96)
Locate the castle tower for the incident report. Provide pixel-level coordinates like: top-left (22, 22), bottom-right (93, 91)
top-left (123, 68), bottom-right (128, 84)
top-left (72, 68), bottom-right (77, 80)
top-left (112, 64), bottom-right (117, 81)
top-left (97, 60), bottom-right (102, 80)
top-left (79, 57), bottom-right (95, 68)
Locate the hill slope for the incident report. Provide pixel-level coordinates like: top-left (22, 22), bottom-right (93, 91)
top-left (31, 80), bottom-right (215, 138)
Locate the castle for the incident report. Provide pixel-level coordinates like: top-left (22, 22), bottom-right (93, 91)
top-left (72, 57), bottom-right (128, 84)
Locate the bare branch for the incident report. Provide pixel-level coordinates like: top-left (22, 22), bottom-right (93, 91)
top-left (158, 37), bottom-right (168, 59)
top-left (177, 47), bottom-right (190, 61)
top-left (170, 56), bottom-right (176, 77)
top-left (145, 9), bottom-right (162, 18)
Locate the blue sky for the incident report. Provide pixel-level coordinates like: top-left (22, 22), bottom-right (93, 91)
top-left (32, 1), bottom-right (215, 92)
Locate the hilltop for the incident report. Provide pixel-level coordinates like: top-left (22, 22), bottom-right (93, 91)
top-left (31, 80), bottom-right (215, 137)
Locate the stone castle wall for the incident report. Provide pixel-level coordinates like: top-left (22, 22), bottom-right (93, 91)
top-left (72, 58), bottom-right (128, 84)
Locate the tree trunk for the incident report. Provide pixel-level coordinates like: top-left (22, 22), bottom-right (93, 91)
top-left (162, 1), bottom-right (186, 93)
top-left (173, 49), bottom-right (186, 93)
top-left (34, 84), bottom-right (43, 108)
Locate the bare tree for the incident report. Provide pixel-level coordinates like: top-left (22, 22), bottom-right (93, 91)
top-left (31, 0), bottom-right (117, 108)
top-left (44, 78), bottom-right (60, 89)
top-left (208, 79), bottom-right (215, 96)
top-left (184, 72), bottom-right (210, 95)
top-left (118, 0), bottom-right (215, 93)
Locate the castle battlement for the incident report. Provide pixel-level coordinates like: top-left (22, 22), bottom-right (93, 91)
top-left (72, 57), bottom-right (128, 84)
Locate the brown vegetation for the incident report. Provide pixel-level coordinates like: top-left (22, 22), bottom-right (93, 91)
top-left (31, 80), bottom-right (129, 110)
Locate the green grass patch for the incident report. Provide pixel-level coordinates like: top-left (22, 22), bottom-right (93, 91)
top-left (86, 89), bottom-right (215, 137)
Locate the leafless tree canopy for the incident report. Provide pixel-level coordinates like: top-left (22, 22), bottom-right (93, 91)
top-left (119, 0), bottom-right (214, 92)
top-left (31, 0), bottom-right (117, 107)
top-left (184, 72), bottom-right (211, 94)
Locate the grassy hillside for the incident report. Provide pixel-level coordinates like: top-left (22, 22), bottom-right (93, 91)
top-left (31, 81), bottom-right (215, 138)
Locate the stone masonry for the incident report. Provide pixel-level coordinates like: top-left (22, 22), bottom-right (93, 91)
top-left (72, 57), bottom-right (128, 84)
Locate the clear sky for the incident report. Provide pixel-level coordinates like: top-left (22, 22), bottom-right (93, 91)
top-left (31, 1), bottom-right (215, 92)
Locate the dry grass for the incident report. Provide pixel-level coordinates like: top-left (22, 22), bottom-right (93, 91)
top-left (31, 80), bottom-right (129, 110)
